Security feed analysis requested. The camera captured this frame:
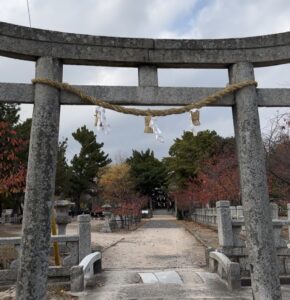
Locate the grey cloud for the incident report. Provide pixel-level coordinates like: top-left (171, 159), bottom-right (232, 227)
top-left (0, 0), bottom-right (289, 162)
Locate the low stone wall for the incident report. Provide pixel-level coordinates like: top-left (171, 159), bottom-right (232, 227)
top-left (215, 201), bottom-right (290, 277)
top-left (191, 205), bottom-right (244, 226)
top-left (191, 208), bottom-right (218, 225)
top-left (0, 214), bottom-right (91, 284)
top-left (192, 203), bottom-right (284, 227)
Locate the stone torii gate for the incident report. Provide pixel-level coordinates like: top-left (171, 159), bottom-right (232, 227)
top-left (0, 22), bottom-right (290, 299)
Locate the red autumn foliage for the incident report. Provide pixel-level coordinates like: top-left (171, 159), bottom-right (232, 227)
top-left (113, 196), bottom-right (148, 216)
top-left (195, 152), bottom-right (240, 206)
top-left (267, 139), bottom-right (290, 202)
top-left (171, 188), bottom-right (194, 211)
top-left (172, 150), bottom-right (241, 209)
top-left (264, 112), bottom-right (290, 203)
top-left (0, 121), bottom-right (27, 194)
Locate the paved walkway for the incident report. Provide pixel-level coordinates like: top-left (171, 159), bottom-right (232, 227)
top-left (79, 214), bottom-right (254, 299)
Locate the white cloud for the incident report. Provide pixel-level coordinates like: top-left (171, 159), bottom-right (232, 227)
top-left (0, 0), bottom-right (289, 161)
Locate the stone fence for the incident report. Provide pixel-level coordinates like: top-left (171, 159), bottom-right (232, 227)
top-left (0, 214), bottom-right (91, 283)
top-left (191, 206), bottom-right (244, 226)
top-left (191, 202), bottom-right (286, 227)
top-left (207, 201), bottom-right (290, 288)
top-left (0, 210), bottom-right (22, 224)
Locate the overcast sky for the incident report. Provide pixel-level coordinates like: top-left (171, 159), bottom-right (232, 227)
top-left (0, 0), bottom-right (290, 162)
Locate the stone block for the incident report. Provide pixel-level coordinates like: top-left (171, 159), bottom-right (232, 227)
top-left (271, 203), bottom-right (279, 220)
top-left (230, 206), bottom-right (237, 219)
top-left (237, 206), bottom-right (244, 219)
top-left (209, 257), bottom-right (217, 273)
top-left (216, 201), bottom-right (233, 247)
top-left (138, 66), bottom-right (158, 87)
top-left (209, 251), bottom-right (241, 290)
top-left (273, 224), bottom-right (287, 248)
top-left (78, 214), bottom-right (91, 262)
top-left (79, 252), bottom-right (102, 288)
top-left (70, 266), bottom-right (84, 293)
top-left (285, 258), bottom-right (290, 274)
top-left (232, 225), bottom-right (245, 247)
top-left (205, 247), bottom-right (214, 267)
top-left (277, 257), bottom-right (286, 274)
top-left (288, 203), bottom-right (290, 241)
top-left (228, 262), bottom-right (241, 290)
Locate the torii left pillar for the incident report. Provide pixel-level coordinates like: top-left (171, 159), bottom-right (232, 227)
top-left (16, 57), bottom-right (62, 299)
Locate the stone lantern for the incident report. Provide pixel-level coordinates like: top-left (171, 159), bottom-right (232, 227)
top-left (101, 204), bottom-right (112, 233)
top-left (54, 200), bottom-right (74, 235)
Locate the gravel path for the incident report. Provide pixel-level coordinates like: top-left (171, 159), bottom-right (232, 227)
top-left (102, 215), bottom-right (206, 270)
top-left (78, 214), bottom-right (255, 300)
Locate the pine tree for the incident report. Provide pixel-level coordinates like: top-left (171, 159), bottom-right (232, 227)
top-left (70, 126), bottom-right (111, 211)
top-left (55, 139), bottom-right (71, 197)
top-left (0, 103), bottom-right (20, 124)
top-left (127, 149), bottom-right (167, 196)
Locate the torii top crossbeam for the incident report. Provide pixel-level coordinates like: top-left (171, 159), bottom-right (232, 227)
top-left (0, 22), bottom-right (290, 108)
top-left (1, 21), bottom-right (290, 68)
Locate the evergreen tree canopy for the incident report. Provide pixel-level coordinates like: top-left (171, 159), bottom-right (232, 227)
top-left (127, 149), bottom-right (167, 196)
top-left (55, 139), bottom-right (71, 197)
top-left (70, 126), bottom-right (111, 208)
top-left (0, 103), bottom-right (20, 124)
top-left (165, 130), bottom-right (227, 187)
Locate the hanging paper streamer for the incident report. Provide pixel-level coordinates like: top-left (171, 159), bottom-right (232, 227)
top-left (149, 117), bottom-right (164, 143)
top-left (189, 110), bottom-right (200, 136)
top-left (94, 107), bottom-right (111, 134)
top-left (144, 116), bottom-right (154, 133)
top-left (191, 110), bottom-right (200, 126)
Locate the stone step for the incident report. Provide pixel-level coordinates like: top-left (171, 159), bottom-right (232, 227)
top-left (78, 269), bottom-right (253, 299)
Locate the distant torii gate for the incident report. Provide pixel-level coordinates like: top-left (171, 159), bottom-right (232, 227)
top-left (0, 22), bottom-right (290, 299)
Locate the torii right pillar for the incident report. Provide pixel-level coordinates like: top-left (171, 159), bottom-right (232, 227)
top-left (229, 62), bottom-right (281, 299)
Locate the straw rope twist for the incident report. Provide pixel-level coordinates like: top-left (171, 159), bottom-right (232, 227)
top-left (32, 78), bottom-right (257, 117)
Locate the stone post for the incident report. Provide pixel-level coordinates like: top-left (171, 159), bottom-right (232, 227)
top-left (70, 266), bottom-right (84, 293)
top-left (216, 201), bottom-right (233, 247)
top-left (237, 206), bottom-right (243, 219)
top-left (229, 62), bottom-right (281, 299)
top-left (270, 203), bottom-right (279, 220)
top-left (288, 204), bottom-right (290, 241)
top-left (16, 57), bottom-right (62, 300)
top-left (78, 214), bottom-right (91, 262)
top-left (230, 206), bottom-right (237, 219)
top-left (138, 65), bottom-right (158, 87)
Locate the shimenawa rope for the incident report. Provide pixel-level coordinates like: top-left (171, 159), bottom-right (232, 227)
top-left (32, 78), bottom-right (257, 117)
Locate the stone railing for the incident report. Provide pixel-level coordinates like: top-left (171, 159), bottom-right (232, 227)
top-left (0, 214), bottom-right (91, 283)
top-left (191, 205), bottom-right (244, 226)
top-left (191, 202), bottom-right (285, 228)
top-left (208, 250), bottom-right (241, 291)
top-left (0, 209), bottom-right (22, 224)
top-left (213, 201), bottom-right (290, 280)
top-left (191, 208), bottom-right (218, 225)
